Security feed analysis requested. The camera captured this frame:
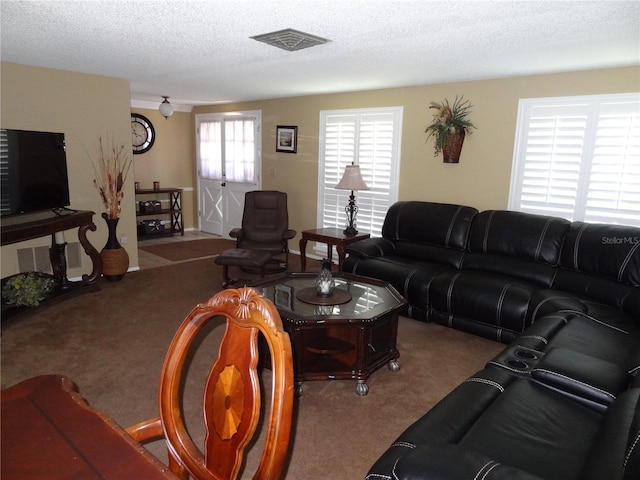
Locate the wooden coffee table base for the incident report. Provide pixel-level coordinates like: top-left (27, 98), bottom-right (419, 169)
top-left (252, 272), bottom-right (406, 396)
top-left (289, 311), bottom-right (400, 396)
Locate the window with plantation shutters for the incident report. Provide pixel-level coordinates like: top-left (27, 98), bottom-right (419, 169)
top-left (509, 93), bottom-right (640, 227)
top-left (318, 107), bottom-right (402, 238)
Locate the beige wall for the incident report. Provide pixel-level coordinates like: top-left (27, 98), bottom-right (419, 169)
top-left (194, 66), bottom-right (640, 246)
top-left (130, 107), bottom-right (197, 230)
top-left (1, 62), bottom-right (137, 278)
top-left (1, 62), bottom-right (638, 280)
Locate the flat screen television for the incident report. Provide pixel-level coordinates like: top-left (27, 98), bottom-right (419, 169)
top-left (0, 129), bottom-right (71, 217)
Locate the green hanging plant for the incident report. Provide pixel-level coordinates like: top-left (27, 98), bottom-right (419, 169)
top-left (425, 96), bottom-right (476, 157)
top-left (2, 272), bottom-right (55, 307)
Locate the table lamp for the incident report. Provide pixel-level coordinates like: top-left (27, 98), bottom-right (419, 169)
top-left (335, 164), bottom-right (369, 235)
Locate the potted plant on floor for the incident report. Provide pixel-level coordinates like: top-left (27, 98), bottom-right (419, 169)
top-left (425, 96), bottom-right (476, 163)
top-left (2, 272), bottom-right (55, 307)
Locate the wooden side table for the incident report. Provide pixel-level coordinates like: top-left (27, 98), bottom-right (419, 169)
top-left (299, 228), bottom-right (370, 271)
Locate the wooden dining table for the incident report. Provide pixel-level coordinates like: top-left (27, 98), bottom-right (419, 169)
top-left (1, 375), bottom-right (178, 480)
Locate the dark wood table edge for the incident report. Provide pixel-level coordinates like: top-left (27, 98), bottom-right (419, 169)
top-left (1, 375), bottom-right (178, 479)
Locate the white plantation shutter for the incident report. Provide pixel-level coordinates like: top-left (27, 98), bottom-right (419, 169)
top-left (509, 93), bottom-right (640, 226)
top-left (318, 107), bottom-right (402, 238)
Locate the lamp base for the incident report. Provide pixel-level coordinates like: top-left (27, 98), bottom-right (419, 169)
top-left (343, 226), bottom-right (358, 236)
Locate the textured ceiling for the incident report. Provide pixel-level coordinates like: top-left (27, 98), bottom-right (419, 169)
top-left (1, 0), bottom-right (639, 108)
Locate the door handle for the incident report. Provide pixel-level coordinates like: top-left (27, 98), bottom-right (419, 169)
top-left (221, 182), bottom-right (226, 187)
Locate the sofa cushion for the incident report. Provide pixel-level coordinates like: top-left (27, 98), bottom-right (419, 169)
top-left (467, 210), bottom-right (570, 265)
top-left (553, 222), bottom-right (640, 314)
top-left (392, 442), bottom-right (547, 480)
top-left (344, 256), bottom-right (454, 319)
top-left (457, 378), bottom-right (601, 480)
top-left (527, 287), bottom-right (640, 324)
top-left (343, 236), bottom-right (396, 259)
top-left (381, 201), bottom-right (478, 250)
top-left (366, 367), bottom-right (604, 480)
top-left (579, 388), bottom-right (640, 480)
top-left (559, 222), bottom-right (640, 285)
top-left (461, 210), bottom-right (570, 286)
top-left (516, 312), bottom-right (640, 375)
top-left (429, 270), bottom-right (544, 342)
top-left (462, 252), bottom-right (557, 287)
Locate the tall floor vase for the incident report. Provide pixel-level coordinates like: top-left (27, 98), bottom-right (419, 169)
top-left (101, 213), bottom-right (129, 282)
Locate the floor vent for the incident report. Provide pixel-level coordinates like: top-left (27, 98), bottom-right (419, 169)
top-left (16, 242), bottom-right (81, 273)
top-left (66, 242), bottom-right (82, 269)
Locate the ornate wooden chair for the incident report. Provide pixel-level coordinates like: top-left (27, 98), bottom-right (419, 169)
top-left (126, 287), bottom-right (294, 480)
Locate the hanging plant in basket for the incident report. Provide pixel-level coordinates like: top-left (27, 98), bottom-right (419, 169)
top-left (425, 96), bottom-right (476, 163)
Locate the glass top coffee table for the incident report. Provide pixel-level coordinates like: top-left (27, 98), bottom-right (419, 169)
top-left (251, 272), bottom-right (406, 395)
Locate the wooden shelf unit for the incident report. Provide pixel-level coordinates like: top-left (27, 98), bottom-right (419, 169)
top-left (135, 188), bottom-right (184, 239)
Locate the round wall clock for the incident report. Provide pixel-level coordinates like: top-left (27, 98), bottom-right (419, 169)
top-left (131, 113), bottom-right (155, 154)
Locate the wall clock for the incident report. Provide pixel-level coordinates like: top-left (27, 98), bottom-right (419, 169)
top-left (131, 113), bottom-right (155, 154)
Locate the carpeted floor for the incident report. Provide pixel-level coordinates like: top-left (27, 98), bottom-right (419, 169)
top-left (1, 251), bottom-right (504, 479)
top-left (139, 238), bottom-right (237, 261)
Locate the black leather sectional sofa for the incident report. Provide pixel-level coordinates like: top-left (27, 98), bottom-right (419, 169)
top-left (341, 201), bottom-right (640, 479)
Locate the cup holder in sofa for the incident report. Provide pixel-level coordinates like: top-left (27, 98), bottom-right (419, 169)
top-left (506, 359), bottom-right (530, 370)
top-left (514, 349), bottom-right (538, 360)
top-left (488, 346), bottom-right (543, 375)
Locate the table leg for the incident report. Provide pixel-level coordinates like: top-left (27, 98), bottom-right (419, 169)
top-left (389, 359), bottom-right (401, 372)
top-left (336, 243), bottom-right (346, 271)
top-left (79, 223), bottom-right (102, 284)
top-left (327, 243), bottom-right (333, 265)
top-left (355, 380), bottom-right (369, 396)
top-left (299, 237), bottom-right (308, 271)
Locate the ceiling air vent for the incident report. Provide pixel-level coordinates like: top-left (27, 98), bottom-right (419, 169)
top-left (250, 28), bottom-right (330, 52)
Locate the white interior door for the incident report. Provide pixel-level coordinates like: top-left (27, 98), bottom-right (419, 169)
top-left (196, 112), bottom-right (261, 237)
top-left (200, 178), bottom-right (223, 235)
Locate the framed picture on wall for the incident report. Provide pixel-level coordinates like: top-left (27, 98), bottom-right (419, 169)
top-left (276, 125), bottom-right (298, 153)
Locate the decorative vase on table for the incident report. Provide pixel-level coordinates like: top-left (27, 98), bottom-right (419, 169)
top-left (100, 213), bottom-right (129, 282)
top-left (315, 259), bottom-right (335, 296)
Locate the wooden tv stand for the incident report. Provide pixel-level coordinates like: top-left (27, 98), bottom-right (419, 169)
top-left (1, 209), bottom-right (102, 286)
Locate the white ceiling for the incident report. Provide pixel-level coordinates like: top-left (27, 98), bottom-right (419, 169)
top-left (2, 0), bottom-right (639, 109)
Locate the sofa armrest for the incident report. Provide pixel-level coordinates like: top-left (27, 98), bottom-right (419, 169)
top-left (387, 442), bottom-right (546, 480)
top-left (531, 348), bottom-right (628, 410)
top-left (345, 237), bottom-right (395, 259)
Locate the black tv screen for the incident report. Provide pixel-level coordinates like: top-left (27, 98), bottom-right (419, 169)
top-left (0, 129), bottom-right (71, 216)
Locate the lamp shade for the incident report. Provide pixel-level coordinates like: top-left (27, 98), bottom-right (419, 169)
top-left (159, 96), bottom-right (173, 119)
top-left (335, 165), bottom-right (369, 191)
